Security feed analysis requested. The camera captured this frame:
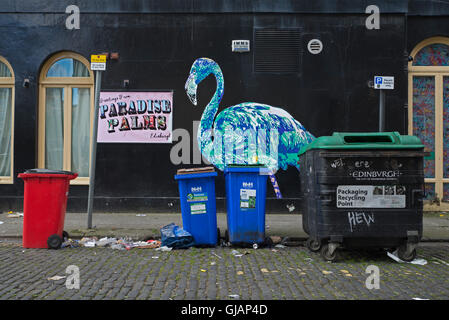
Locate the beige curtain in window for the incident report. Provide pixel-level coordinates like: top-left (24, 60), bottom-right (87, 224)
top-left (73, 59), bottom-right (89, 77)
top-left (45, 88), bottom-right (64, 170)
top-left (0, 63), bottom-right (11, 77)
top-left (71, 88), bottom-right (90, 177)
top-left (0, 87), bottom-right (11, 176)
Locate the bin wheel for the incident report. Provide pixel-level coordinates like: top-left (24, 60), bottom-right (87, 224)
top-left (224, 230), bottom-right (229, 243)
top-left (397, 245), bottom-right (417, 262)
top-left (320, 244), bottom-right (338, 262)
top-left (306, 238), bottom-right (322, 252)
top-left (62, 231), bottom-right (69, 242)
top-left (264, 236), bottom-right (273, 248)
top-left (47, 234), bottom-right (63, 250)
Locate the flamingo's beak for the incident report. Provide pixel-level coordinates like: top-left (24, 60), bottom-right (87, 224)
top-left (185, 73), bottom-right (198, 106)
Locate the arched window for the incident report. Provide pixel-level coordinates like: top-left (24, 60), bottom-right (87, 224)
top-left (413, 43), bottom-right (449, 66)
top-left (408, 37), bottom-right (449, 203)
top-left (38, 52), bottom-right (94, 184)
top-left (0, 56), bottom-right (14, 184)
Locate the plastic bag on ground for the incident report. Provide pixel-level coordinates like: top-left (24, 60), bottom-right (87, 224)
top-left (160, 223), bottom-right (194, 249)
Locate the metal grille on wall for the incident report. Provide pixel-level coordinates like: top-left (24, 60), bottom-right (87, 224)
top-left (254, 28), bottom-right (301, 74)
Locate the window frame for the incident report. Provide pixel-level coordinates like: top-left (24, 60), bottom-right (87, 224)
top-left (408, 37), bottom-right (449, 203)
top-left (38, 52), bottom-right (94, 185)
top-left (0, 56), bottom-right (14, 184)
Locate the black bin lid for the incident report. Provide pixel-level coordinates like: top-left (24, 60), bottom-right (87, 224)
top-left (24, 168), bottom-right (75, 175)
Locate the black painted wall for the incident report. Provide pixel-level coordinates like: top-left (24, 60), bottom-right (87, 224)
top-left (0, 1), bottom-right (448, 213)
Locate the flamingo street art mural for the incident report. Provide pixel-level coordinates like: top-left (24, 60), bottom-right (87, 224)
top-left (184, 58), bottom-right (315, 197)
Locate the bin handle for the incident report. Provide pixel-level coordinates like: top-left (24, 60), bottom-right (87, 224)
top-left (411, 189), bottom-right (424, 206)
top-left (69, 173), bottom-right (78, 180)
top-left (342, 134), bottom-right (394, 144)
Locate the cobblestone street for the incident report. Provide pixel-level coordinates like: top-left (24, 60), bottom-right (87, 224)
top-left (0, 240), bottom-right (448, 300)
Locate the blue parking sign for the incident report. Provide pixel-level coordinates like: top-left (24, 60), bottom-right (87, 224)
top-left (374, 76), bottom-right (394, 89)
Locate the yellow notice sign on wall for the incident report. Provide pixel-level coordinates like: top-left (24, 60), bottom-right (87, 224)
top-left (91, 55), bottom-right (107, 71)
top-left (91, 55), bottom-right (107, 63)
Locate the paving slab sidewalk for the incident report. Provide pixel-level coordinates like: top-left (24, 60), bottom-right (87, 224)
top-left (0, 212), bottom-right (448, 241)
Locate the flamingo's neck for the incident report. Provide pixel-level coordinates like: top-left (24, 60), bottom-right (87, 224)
top-left (197, 65), bottom-right (224, 165)
top-left (199, 68), bottom-right (224, 135)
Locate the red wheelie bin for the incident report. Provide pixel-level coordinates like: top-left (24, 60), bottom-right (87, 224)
top-left (18, 169), bottom-right (78, 249)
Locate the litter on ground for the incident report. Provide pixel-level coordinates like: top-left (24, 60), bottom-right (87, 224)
top-left (47, 275), bottom-right (66, 281)
top-left (387, 251), bottom-right (427, 265)
top-left (7, 212), bottom-right (23, 218)
top-left (61, 237), bottom-right (162, 250)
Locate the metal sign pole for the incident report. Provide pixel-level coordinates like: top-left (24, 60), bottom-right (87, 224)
top-left (87, 70), bottom-right (102, 229)
top-left (379, 89), bottom-right (385, 132)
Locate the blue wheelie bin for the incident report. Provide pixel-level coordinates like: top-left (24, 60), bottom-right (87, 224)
top-left (224, 165), bottom-right (269, 247)
top-left (175, 167), bottom-right (219, 247)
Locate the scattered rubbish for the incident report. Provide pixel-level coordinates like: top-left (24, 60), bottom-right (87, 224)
top-left (322, 270), bottom-right (333, 275)
top-left (266, 225), bottom-right (270, 229)
top-left (286, 203), bottom-right (295, 212)
top-left (270, 236), bottom-right (282, 244)
top-left (237, 271), bottom-right (244, 275)
top-left (80, 237), bottom-right (98, 245)
top-left (231, 249), bottom-right (250, 257)
top-left (133, 240), bottom-right (162, 249)
top-left (160, 223), bottom-right (194, 249)
top-left (136, 214), bottom-right (147, 217)
top-left (288, 267), bottom-right (302, 272)
top-left (84, 241), bottom-right (96, 248)
top-left (210, 262), bottom-right (216, 266)
top-left (412, 298), bottom-right (429, 300)
top-left (261, 268), bottom-right (269, 273)
top-left (152, 256), bottom-right (159, 259)
top-left (0, 221), bottom-right (3, 225)
top-left (61, 239), bottom-right (81, 248)
top-left (200, 269), bottom-right (207, 272)
top-left (156, 246), bottom-right (172, 252)
top-left (111, 244), bottom-right (126, 251)
top-left (96, 237), bottom-right (118, 247)
top-left (252, 243), bottom-right (258, 250)
top-left (275, 244), bottom-right (286, 249)
top-left (340, 270), bottom-right (349, 274)
top-left (231, 250), bottom-right (242, 257)
top-left (60, 236), bottom-right (163, 250)
top-left (387, 251), bottom-right (427, 265)
top-left (7, 212), bottom-right (23, 218)
top-left (271, 249), bottom-right (278, 253)
top-left (47, 275), bottom-right (66, 281)
top-left (432, 257), bottom-right (449, 266)
top-left (270, 270), bottom-right (279, 273)
top-left (228, 294), bottom-right (240, 299)
top-left (212, 252), bottom-right (222, 259)
top-left (345, 274), bottom-right (353, 277)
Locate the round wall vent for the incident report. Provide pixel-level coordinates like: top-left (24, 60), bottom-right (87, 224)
top-left (307, 39), bottom-right (323, 55)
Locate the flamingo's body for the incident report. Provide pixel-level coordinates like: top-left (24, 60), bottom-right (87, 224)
top-left (185, 58), bottom-right (314, 172)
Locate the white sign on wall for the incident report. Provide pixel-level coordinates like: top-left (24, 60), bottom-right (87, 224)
top-left (232, 40), bottom-right (250, 52)
top-left (374, 76), bottom-right (394, 90)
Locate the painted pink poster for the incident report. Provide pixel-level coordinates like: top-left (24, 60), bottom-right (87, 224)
top-left (98, 91), bottom-right (173, 143)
